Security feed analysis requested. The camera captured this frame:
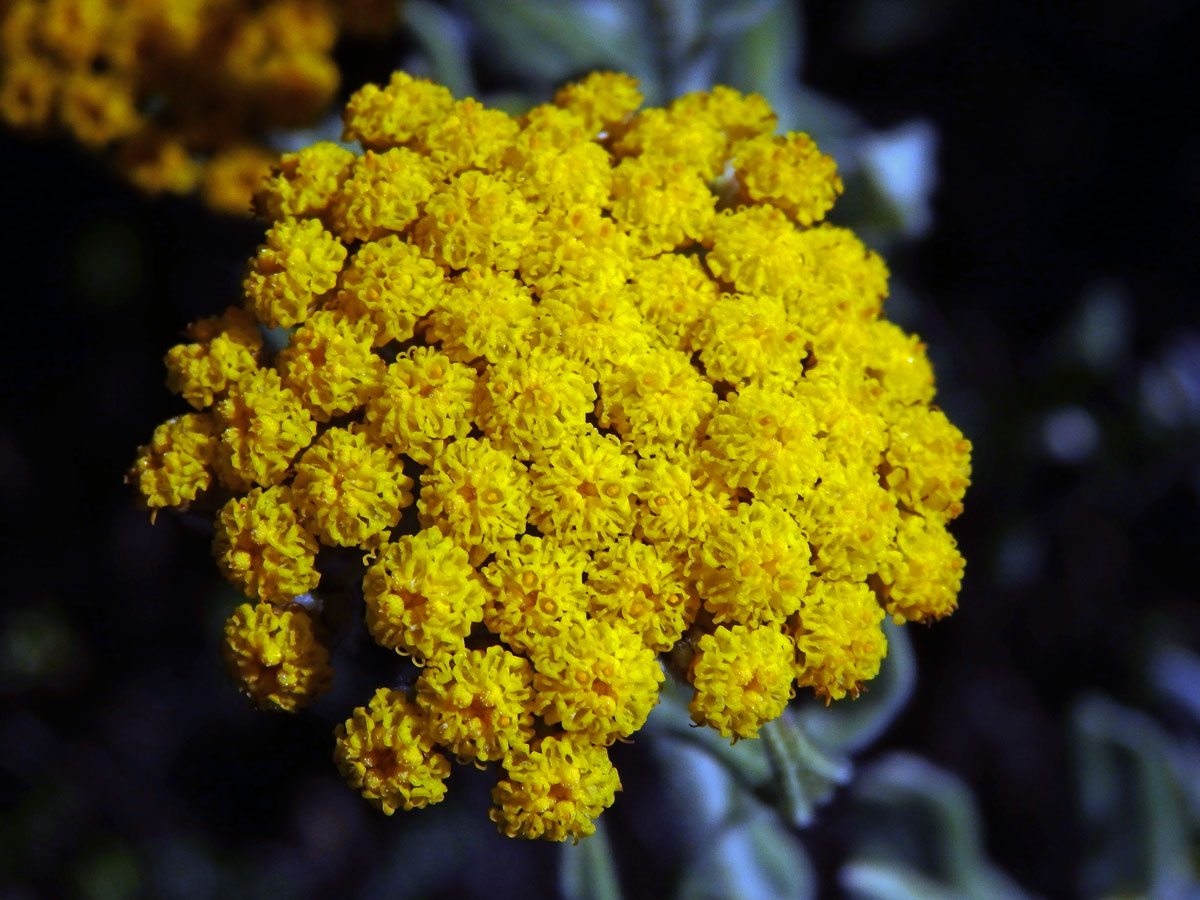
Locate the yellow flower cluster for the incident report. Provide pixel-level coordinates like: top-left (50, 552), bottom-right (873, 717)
top-left (0, 0), bottom-right (398, 214)
top-left (130, 70), bottom-right (971, 840)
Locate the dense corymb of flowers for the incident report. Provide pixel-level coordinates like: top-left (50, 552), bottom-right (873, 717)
top-left (0, 0), bottom-right (397, 214)
top-left (129, 70), bottom-right (971, 840)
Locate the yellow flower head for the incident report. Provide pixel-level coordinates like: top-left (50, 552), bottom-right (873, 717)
top-left (362, 528), bottom-right (486, 662)
top-left (530, 618), bottom-right (664, 745)
top-left (222, 601), bottom-right (332, 712)
top-left (213, 486), bottom-right (320, 604)
top-left (689, 623), bottom-right (796, 740)
top-left (133, 70), bottom-right (970, 838)
top-left (417, 646), bottom-right (536, 765)
top-left (291, 426), bottom-right (413, 547)
top-left (481, 535), bottom-right (590, 655)
top-left (491, 735), bottom-right (622, 842)
top-left (129, 412), bottom-right (218, 510)
top-left (334, 688), bottom-right (451, 814)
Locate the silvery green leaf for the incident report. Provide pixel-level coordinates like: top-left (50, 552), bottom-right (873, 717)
top-left (759, 709), bottom-right (851, 828)
top-left (460, 0), bottom-right (654, 88)
top-left (561, 818), bottom-right (622, 900)
top-left (405, 1), bottom-right (477, 98)
top-left (675, 812), bottom-right (816, 900)
top-left (841, 860), bottom-right (965, 900)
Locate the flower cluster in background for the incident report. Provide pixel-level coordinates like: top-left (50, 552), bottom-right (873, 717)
top-left (128, 69), bottom-right (970, 841)
top-left (0, 0), bottom-right (397, 214)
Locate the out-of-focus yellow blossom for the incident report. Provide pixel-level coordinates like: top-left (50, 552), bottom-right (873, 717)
top-left (492, 735), bottom-right (622, 842)
top-left (689, 624), bottom-right (795, 740)
top-left (334, 688), bottom-right (450, 814)
top-left (132, 72), bottom-right (970, 841)
top-left (222, 601), bottom-right (332, 711)
top-left (213, 486), bottom-right (320, 604)
top-left (0, 0), bottom-right (399, 214)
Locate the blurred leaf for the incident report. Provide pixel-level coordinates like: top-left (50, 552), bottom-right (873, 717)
top-left (675, 812), bottom-right (816, 900)
top-left (848, 753), bottom-right (1038, 900)
top-left (405, 0), bottom-right (477, 98)
top-left (460, 0), bottom-right (654, 89)
top-left (561, 818), bottom-right (622, 900)
top-left (760, 709), bottom-right (851, 828)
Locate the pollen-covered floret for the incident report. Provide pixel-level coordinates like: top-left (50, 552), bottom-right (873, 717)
top-left (132, 69), bottom-right (970, 841)
top-left (689, 623), bottom-right (796, 740)
top-left (481, 535), bottom-right (590, 655)
top-left (363, 347), bottom-right (477, 465)
top-left (491, 735), bottom-right (621, 842)
top-left (222, 602), bottom-right (332, 712)
top-left (164, 306), bottom-right (262, 410)
top-left (417, 438), bottom-right (531, 565)
top-left (243, 217), bottom-right (347, 328)
top-left (528, 431), bottom-right (637, 550)
top-left (213, 486), bottom-right (320, 604)
top-left (212, 368), bottom-right (317, 490)
top-left (334, 689), bottom-right (451, 814)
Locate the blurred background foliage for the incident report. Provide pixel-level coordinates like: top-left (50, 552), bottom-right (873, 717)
top-left (1, 1), bottom-right (1198, 898)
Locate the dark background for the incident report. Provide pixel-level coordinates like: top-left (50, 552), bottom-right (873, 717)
top-left (2, 1), bottom-right (1198, 897)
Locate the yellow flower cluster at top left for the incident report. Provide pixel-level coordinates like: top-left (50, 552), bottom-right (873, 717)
top-left (0, 0), bottom-right (398, 214)
top-left (130, 70), bottom-right (971, 841)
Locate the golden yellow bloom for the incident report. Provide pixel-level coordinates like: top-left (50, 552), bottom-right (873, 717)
top-left (202, 145), bottom-right (278, 217)
top-left (276, 310), bottom-right (384, 421)
top-left (243, 217), bottom-right (347, 329)
top-left (491, 735), bottom-right (622, 842)
top-left (334, 688), bottom-right (451, 814)
top-left (134, 70), bottom-right (970, 838)
top-left (552, 70), bottom-right (642, 135)
top-left (475, 350), bottom-right (596, 460)
top-left (291, 427), bottom-right (413, 547)
top-left (792, 579), bottom-right (887, 702)
top-left (213, 368), bottom-right (316, 490)
top-left (528, 432), bottom-right (637, 550)
top-left (213, 486), bottom-right (320, 604)
top-left (587, 538), bottom-right (698, 652)
top-left (129, 413), bottom-right (218, 509)
top-left (363, 347), bottom-right (477, 465)
top-left (256, 141), bottom-right (355, 221)
top-left (733, 131), bottom-right (843, 225)
top-left (691, 501), bottom-right (811, 626)
top-left (414, 170), bottom-right (537, 271)
top-left (164, 306), bottom-right (262, 410)
top-left (332, 234), bottom-right (448, 346)
top-left (530, 618), bottom-right (664, 745)
top-left (59, 71), bottom-right (140, 147)
top-left (416, 646), bottom-right (536, 765)
top-left (362, 527), bottom-right (486, 662)
top-left (222, 602), bottom-right (332, 712)
top-left (417, 438), bottom-right (531, 564)
top-left (329, 148), bottom-right (439, 242)
top-left (689, 624), bottom-right (795, 740)
top-left (481, 535), bottom-right (590, 655)
top-left (119, 130), bottom-right (203, 196)
top-left (874, 514), bottom-right (965, 623)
